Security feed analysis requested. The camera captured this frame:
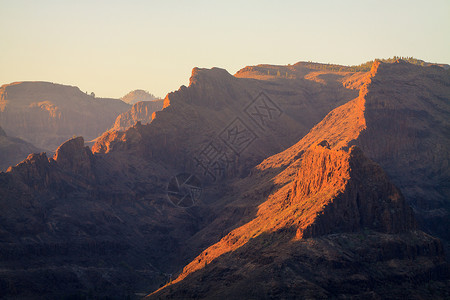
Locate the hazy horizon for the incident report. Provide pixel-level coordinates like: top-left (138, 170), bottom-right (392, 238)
top-left (1, 0), bottom-right (449, 99)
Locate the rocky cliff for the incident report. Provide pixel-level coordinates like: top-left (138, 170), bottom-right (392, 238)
top-left (257, 60), bottom-right (450, 241)
top-left (0, 81), bottom-right (130, 150)
top-left (148, 146), bottom-right (445, 299)
top-left (111, 100), bottom-right (164, 131)
top-left (150, 145), bottom-right (418, 284)
top-left (147, 60), bottom-right (450, 298)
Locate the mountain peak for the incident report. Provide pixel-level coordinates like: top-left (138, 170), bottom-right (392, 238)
top-left (121, 89), bottom-right (158, 104)
top-left (5, 152), bottom-right (51, 186)
top-left (53, 136), bottom-right (94, 178)
top-left (189, 67), bottom-right (234, 87)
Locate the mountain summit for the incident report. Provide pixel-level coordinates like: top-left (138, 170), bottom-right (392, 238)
top-left (121, 89), bottom-right (158, 105)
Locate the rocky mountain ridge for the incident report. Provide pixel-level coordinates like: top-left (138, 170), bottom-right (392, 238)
top-left (147, 60), bottom-right (450, 298)
top-left (0, 81), bottom-right (130, 151)
top-left (0, 60), bottom-right (448, 299)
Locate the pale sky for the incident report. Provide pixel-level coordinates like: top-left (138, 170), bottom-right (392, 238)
top-left (1, 0), bottom-right (449, 99)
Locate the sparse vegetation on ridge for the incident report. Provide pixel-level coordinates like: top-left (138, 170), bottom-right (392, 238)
top-left (302, 56), bottom-right (439, 72)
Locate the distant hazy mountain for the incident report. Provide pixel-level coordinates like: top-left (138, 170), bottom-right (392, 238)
top-left (0, 81), bottom-right (130, 150)
top-left (121, 89), bottom-right (158, 105)
top-left (0, 125), bottom-right (42, 171)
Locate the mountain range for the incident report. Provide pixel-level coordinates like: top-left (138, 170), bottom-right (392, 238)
top-left (149, 60), bottom-right (450, 298)
top-left (0, 82), bottom-right (130, 151)
top-left (0, 59), bottom-right (448, 299)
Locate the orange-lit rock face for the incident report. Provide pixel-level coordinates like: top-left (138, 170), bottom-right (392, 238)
top-left (167, 145), bottom-right (415, 286)
top-left (91, 123), bottom-right (143, 154)
top-left (148, 61), bottom-right (448, 298)
top-left (257, 61), bottom-right (450, 231)
top-left (29, 101), bottom-right (62, 119)
top-left (1, 60), bottom-right (449, 299)
top-left (110, 100), bottom-right (164, 132)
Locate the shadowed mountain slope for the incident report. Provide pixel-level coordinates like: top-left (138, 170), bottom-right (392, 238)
top-left (0, 125), bottom-right (42, 171)
top-left (0, 62), bottom-right (362, 299)
top-left (148, 145), bottom-right (446, 299)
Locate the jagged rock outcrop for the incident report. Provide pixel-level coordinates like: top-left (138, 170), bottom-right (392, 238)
top-left (5, 152), bottom-right (52, 189)
top-left (92, 121), bottom-right (145, 154)
top-left (111, 99), bottom-right (164, 131)
top-left (0, 81), bottom-right (130, 150)
top-left (52, 136), bottom-right (95, 179)
top-left (294, 145), bottom-right (416, 238)
top-left (0, 125), bottom-right (42, 171)
top-left (2, 137), bottom-right (96, 196)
